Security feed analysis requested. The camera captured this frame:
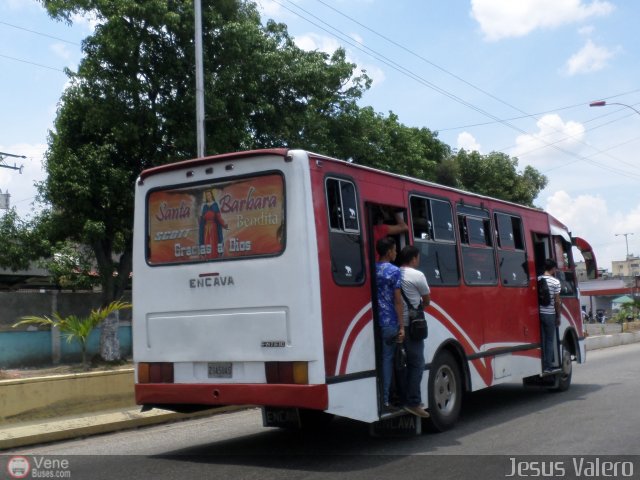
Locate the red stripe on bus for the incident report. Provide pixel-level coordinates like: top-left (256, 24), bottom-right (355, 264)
top-left (136, 383), bottom-right (329, 410)
top-left (338, 312), bottom-right (373, 375)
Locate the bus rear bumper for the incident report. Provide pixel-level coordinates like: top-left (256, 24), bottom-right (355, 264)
top-left (135, 383), bottom-right (329, 411)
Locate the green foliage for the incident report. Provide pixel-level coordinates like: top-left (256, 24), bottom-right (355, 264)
top-left (31, 0), bottom-right (548, 306)
top-left (443, 150), bottom-right (548, 207)
top-left (0, 209), bottom-right (53, 271)
top-left (308, 107), bottom-right (450, 180)
top-left (39, 241), bottom-right (101, 290)
top-left (614, 301), bottom-right (639, 323)
top-left (13, 301), bottom-right (132, 369)
top-left (37, 0), bottom-right (372, 304)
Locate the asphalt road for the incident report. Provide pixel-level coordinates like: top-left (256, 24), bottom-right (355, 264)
top-left (5, 343), bottom-right (640, 479)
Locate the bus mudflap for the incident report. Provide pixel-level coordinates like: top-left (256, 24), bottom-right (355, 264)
top-left (369, 414), bottom-right (422, 437)
top-left (262, 407), bottom-right (302, 428)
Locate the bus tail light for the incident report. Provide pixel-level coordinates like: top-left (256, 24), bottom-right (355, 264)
top-left (138, 362), bottom-right (174, 383)
top-left (265, 361), bottom-right (308, 384)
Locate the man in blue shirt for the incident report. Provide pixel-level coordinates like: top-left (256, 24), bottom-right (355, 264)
top-left (375, 236), bottom-right (404, 410)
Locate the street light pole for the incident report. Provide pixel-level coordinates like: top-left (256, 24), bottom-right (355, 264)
top-left (615, 232), bottom-right (634, 259)
top-left (194, 0), bottom-right (205, 158)
top-left (590, 100), bottom-right (640, 116)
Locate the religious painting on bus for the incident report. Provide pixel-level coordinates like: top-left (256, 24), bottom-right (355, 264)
top-left (147, 173), bottom-right (285, 264)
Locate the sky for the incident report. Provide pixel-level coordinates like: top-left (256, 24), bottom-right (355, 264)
top-left (1, 0), bottom-right (640, 272)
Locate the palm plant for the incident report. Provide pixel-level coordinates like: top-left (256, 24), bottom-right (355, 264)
top-left (13, 301), bottom-right (132, 370)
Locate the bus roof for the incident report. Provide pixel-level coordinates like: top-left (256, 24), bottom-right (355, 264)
top-left (137, 148), bottom-right (569, 233)
top-left (138, 148), bottom-right (289, 182)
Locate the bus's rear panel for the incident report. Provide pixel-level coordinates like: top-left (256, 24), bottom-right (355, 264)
top-left (133, 150), bottom-right (327, 413)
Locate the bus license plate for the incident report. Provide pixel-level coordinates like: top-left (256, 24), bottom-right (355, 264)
top-left (208, 362), bottom-right (232, 378)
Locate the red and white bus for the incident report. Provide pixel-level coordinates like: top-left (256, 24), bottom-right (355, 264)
top-left (132, 149), bottom-right (597, 431)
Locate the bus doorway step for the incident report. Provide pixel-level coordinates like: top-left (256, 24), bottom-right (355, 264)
top-left (370, 413), bottom-right (421, 437)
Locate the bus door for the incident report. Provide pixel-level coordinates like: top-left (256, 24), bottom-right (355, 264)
top-left (366, 203), bottom-right (409, 411)
top-left (531, 233), bottom-right (560, 370)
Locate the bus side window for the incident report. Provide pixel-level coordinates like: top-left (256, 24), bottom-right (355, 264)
top-left (410, 195), bottom-right (459, 286)
top-left (552, 235), bottom-right (577, 297)
top-left (495, 213), bottom-right (528, 287)
top-left (457, 205), bottom-right (497, 285)
top-left (325, 177), bottom-right (365, 285)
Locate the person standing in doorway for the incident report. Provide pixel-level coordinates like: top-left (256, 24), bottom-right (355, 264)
top-left (399, 245), bottom-right (430, 418)
top-left (375, 236), bottom-right (404, 410)
top-left (539, 258), bottom-right (562, 372)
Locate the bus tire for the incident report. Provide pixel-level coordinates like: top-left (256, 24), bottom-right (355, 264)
top-left (549, 341), bottom-right (572, 392)
top-left (426, 350), bottom-right (462, 432)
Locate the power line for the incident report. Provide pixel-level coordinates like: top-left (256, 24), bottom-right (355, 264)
top-left (274, 0), bottom-right (528, 131)
top-left (0, 21), bottom-right (81, 46)
top-left (309, 0), bottom-right (640, 153)
top-left (274, 0), bottom-right (640, 180)
top-left (0, 53), bottom-right (67, 73)
top-left (437, 89), bottom-right (640, 132)
top-left (503, 107), bottom-right (640, 172)
top-left (303, 1), bottom-right (640, 177)
top-left (310, 0), bottom-right (528, 117)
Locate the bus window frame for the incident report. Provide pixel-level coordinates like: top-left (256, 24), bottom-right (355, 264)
top-left (494, 211), bottom-right (529, 288)
top-left (457, 204), bottom-right (498, 286)
top-left (325, 177), bottom-right (361, 234)
top-left (324, 175), bottom-right (366, 286)
top-left (144, 170), bottom-right (287, 267)
top-left (409, 193), bottom-right (460, 287)
top-left (553, 235), bottom-right (578, 298)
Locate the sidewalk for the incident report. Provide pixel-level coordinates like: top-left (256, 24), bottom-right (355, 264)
top-left (2, 330), bottom-right (640, 451)
top-left (0, 406), bottom-right (245, 450)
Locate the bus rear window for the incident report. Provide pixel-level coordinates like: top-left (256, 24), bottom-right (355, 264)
top-left (146, 173), bottom-right (285, 265)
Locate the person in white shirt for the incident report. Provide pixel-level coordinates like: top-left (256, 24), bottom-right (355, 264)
top-left (398, 245), bottom-right (430, 418)
top-left (538, 258), bottom-right (562, 372)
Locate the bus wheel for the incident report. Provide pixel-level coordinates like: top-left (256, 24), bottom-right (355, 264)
top-left (549, 342), bottom-right (572, 392)
top-left (427, 351), bottom-right (462, 431)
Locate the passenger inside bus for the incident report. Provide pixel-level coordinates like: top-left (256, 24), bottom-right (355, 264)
top-left (372, 206), bottom-right (408, 260)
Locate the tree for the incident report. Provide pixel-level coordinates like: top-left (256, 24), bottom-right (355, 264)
top-left (38, 0), bottom-right (370, 360)
top-left (35, 1), bottom-right (548, 362)
top-left (39, 241), bottom-right (101, 291)
top-left (442, 149), bottom-right (547, 207)
top-left (39, 0), bottom-right (371, 295)
top-left (309, 106), bottom-right (450, 178)
top-left (0, 209), bottom-right (52, 271)
top-left (13, 301), bottom-right (132, 369)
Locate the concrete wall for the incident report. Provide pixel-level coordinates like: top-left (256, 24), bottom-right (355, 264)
top-left (0, 369), bottom-right (135, 424)
top-left (0, 326), bottom-right (132, 368)
top-left (0, 291), bottom-right (133, 368)
top-left (0, 331), bottom-right (52, 367)
top-left (0, 291), bottom-right (132, 328)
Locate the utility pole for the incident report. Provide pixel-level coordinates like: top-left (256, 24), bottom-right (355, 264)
top-left (0, 151), bottom-right (25, 173)
top-left (615, 232), bottom-right (634, 259)
top-left (194, 0), bottom-right (205, 158)
top-left (0, 152), bottom-right (24, 210)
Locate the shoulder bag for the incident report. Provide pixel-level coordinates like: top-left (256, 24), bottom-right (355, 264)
top-left (401, 289), bottom-right (428, 340)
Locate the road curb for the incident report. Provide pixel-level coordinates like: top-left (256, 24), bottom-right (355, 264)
top-left (0, 405), bottom-right (247, 451)
top-left (585, 331), bottom-right (640, 350)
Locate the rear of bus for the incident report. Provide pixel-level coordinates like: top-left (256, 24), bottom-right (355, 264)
top-left (132, 149), bottom-right (328, 417)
